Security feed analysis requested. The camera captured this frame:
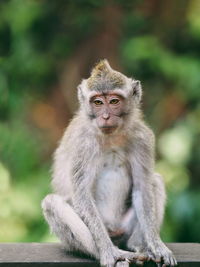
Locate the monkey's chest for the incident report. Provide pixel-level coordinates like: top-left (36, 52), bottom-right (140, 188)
top-left (94, 151), bottom-right (132, 231)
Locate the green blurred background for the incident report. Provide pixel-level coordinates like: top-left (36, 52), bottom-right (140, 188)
top-left (0, 0), bottom-right (200, 243)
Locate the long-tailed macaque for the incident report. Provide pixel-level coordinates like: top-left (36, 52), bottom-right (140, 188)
top-left (42, 60), bottom-right (177, 267)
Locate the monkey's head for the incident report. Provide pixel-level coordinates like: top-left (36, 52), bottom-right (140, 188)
top-left (78, 59), bottom-right (142, 134)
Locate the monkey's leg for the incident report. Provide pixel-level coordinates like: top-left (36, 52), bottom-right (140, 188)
top-left (127, 173), bottom-right (176, 265)
top-left (41, 194), bottom-right (99, 259)
top-left (126, 214), bottom-right (145, 253)
top-left (127, 173), bottom-right (165, 254)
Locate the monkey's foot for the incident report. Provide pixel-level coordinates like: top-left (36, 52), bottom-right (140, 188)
top-left (127, 241), bottom-right (177, 266)
top-left (144, 241), bottom-right (177, 266)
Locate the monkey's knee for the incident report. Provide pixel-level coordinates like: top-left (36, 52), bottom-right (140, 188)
top-left (41, 193), bottom-right (64, 216)
top-left (42, 195), bottom-right (74, 246)
top-left (42, 194), bottom-right (52, 212)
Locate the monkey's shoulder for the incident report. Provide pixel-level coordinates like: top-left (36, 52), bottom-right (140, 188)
top-left (130, 120), bottom-right (155, 145)
top-left (59, 115), bottom-right (95, 147)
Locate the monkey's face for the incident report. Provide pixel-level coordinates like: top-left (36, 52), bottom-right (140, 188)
top-left (90, 93), bottom-right (126, 134)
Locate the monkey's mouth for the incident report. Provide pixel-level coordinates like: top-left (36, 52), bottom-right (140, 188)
top-left (100, 126), bottom-right (117, 134)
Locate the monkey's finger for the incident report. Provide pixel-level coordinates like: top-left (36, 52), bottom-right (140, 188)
top-left (171, 255), bottom-right (177, 266)
top-left (172, 257), bottom-right (178, 266)
top-left (162, 258), bottom-right (171, 267)
top-left (162, 254), bottom-right (174, 266)
top-left (168, 255), bottom-right (177, 266)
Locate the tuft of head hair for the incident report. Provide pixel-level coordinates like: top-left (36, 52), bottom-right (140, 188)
top-left (87, 59), bottom-right (126, 91)
top-left (90, 59), bottom-right (112, 78)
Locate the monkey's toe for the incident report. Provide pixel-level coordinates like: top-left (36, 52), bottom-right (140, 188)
top-left (163, 253), bottom-right (177, 266)
top-left (159, 248), bottom-right (177, 266)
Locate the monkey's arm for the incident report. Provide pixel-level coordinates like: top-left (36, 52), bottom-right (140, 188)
top-left (131, 126), bottom-right (158, 243)
top-left (72, 159), bottom-right (113, 248)
top-left (129, 124), bottom-right (176, 266)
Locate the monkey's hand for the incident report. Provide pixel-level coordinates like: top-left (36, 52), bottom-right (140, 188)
top-left (100, 246), bottom-right (147, 267)
top-left (145, 240), bottom-right (177, 266)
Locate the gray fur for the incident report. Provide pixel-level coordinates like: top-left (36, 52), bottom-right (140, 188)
top-left (42, 61), bottom-right (177, 267)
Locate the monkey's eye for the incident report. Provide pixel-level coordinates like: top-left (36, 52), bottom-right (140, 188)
top-left (110, 99), bottom-right (120, 105)
top-left (94, 99), bottom-right (103, 106)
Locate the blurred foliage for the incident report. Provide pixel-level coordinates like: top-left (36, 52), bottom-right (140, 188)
top-left (0, 0), bottom-right (200, 243)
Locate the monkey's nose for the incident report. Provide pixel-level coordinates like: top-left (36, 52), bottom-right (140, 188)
top-left (102, 113), bottom-right (110, 120)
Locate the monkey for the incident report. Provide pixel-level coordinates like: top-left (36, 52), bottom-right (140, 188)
top-left (41, 60), bottom-right (177, 267)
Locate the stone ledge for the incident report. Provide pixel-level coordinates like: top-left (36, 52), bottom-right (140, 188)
top-left (0, 243), bottom-right (200, 266)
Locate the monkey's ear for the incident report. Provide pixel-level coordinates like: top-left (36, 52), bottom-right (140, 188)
top-left (77, 84), bottom-right (85, 103)
top-left (132, 80), bottom-right (142, 103)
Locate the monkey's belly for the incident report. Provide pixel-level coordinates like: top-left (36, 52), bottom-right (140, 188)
top-left (95, 152), bottom-right (131, 232)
